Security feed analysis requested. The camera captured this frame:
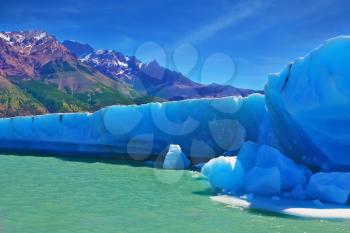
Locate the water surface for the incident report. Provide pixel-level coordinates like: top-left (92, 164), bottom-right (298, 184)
top-left (0, 154), bottom-right (349, 233)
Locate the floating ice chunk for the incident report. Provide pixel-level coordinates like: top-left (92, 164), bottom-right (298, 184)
top-left (305, 172), bottom-right (350, 204)
top-left (236, 141), bottom-right (259, 172)
top-left (255, 145), bottom-right (306, 189)
top-left (203, 143), bottom-right (309, 196)
top-left (163, 144), bottom-right (190, 170)
top-left (244, 167), bottom-right (281, 195)
top-left (201, 156), bottom-right (244, 191)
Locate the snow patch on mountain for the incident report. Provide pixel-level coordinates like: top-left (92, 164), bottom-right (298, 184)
top-left (0, 32), bottom-right (10, 42)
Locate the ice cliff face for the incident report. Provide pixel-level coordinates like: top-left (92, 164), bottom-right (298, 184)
top-left (0, 94), bottom-right (266, 161)
top-left (265, 36), bottom-right (350, 171)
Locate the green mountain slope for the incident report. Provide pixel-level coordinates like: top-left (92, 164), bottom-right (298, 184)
top-left (0, 77), bottom-right (48, 117)
top-left (15, 80), bottom-right (89, 113)
top-left (0, 60), bottom-right (165, 117)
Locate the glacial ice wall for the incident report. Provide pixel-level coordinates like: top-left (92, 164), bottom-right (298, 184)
top-left (265, 36), bottom-right (350, 171)
top-left (0, 94), bottom-right (267, 161)
top-left (202, 36), bottom-right (350, 205)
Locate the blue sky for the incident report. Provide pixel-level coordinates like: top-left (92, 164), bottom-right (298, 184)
top-left (1, 0), bottom-right (350, 89)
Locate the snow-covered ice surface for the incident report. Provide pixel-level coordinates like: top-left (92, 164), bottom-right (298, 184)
top-left (211, 195), bottom-right (350, 219)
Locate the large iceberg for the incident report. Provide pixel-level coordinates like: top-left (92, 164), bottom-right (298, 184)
top-left (0, 94), bottom-right (266, 161)
top-left (265, 36), bottom-right (350, 171)
top-left (202, 36), bottom-right (350, 205)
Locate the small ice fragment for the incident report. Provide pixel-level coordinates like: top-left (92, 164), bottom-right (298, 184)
top-left (163, 144), bottom-right (190, 170)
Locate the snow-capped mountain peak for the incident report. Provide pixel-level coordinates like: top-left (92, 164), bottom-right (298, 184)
top-left (0, 32), bottom-right (10, 42)
top-left (78, 49), bottom-right (143, 80)
top-left (0, 30), bottom-right (49, 45)
top-left (0, 30), bottom-right (74, 77)
top-left (63, 40), bottom-right (259, 100)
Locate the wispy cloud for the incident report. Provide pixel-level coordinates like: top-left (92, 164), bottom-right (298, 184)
top-left (177, 0), bottom-right (263, 45)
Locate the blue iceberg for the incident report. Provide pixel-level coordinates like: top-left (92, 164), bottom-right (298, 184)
top-left (163, 144), bottom-right (190, 170)
top-left (305, 172), bottom-right (350, 204)
top-left (244, 167), bottom-right (281, 195)
top-left (202, 36), bottom-right (350, 204)
top-left (265, 36), bottom-right (350, 171)
top-left (0, 94), bottom-right (267, 161)
top-left (255, 145), bottom-right (307, 189)
top-left (236, 141), bottom-right (259, 172)
top-left (202, 143), bottom-right (306, 195)
top-left (201, 156), bottom-right (244, 192)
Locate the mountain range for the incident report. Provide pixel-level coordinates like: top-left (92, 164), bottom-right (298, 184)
top-left (0, 30), bottom-right (259, 117)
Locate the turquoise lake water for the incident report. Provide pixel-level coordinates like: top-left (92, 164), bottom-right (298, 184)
top-left (0, 154), bottom-right (349, 233)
